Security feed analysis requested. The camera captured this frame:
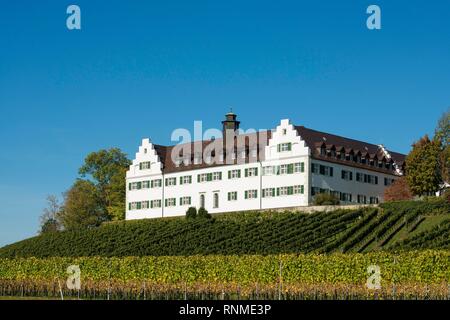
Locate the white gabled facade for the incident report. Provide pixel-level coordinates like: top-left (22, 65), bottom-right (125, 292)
top-left (126, 115), bottom-right (404, 220)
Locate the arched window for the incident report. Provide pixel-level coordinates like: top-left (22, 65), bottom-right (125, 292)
top-left (200, 194), bottom-right (205, 209)
top-left (213, 193), bottom-right (219, 209)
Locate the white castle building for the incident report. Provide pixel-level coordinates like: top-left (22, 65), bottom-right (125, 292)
top-left (126, 112), bottom-right (405, 220)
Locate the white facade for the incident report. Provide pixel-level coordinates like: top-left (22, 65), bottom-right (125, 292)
top-left (126, 118), bottom-right (402, 220)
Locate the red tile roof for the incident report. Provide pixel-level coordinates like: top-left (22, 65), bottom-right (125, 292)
top-left (150, 126), bottom-right (405, 175)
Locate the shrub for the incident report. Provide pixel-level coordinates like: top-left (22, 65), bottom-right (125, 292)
top-left (197, 207), bottom-right (211, 219)
top-left (313, 193), bottom-right (340, 206)
top-left (186, 207), bottom-right (197, 219)
top-left (384, 177), bottom-right (413, 202)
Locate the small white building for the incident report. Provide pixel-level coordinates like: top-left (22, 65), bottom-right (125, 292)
top-left (126, 113), bottom-right (405, 220)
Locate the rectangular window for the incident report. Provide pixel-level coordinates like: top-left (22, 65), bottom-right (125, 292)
top-left (165, 198), bottom-right (176, 207)
top-left (294, 162), bottom-right (305, 173)
top-left (369, 197), bottom-right (379, 204)
top-left (180, 175), bottom-right (192, 185)
top-left (341, 170), bottom-right (353, 181)
top-left (280, 164), bottom-right (288, 175)
top-left (198, 172), bottom-right (222, 183)
top-left (150, 200), bottom-right (162, 208)
top-left (151, 179), bottom-right (162, 188)
top-left (227, 192), bottom-right (238, 201)
top-left (262, 166), bottom-right (274, 176)
top-left (180, 196), bottom-right (192, 206)
top-left (356, 173), bottom-right (363, 182)
top-left (262, 188), bottom-right (275, 198)
top-left (165, 177), bottom-right (177, 186)
top-left (340, 193), bottom-right (352, 202)
top-left (245, 190), bottom-right (258, 199)
top-left (139, 162), bottom-right (151, 170)
top-left (142, 181), bottom-right (150, 189)
top-left (384, 178), bottom-right (395, 186)
top-left (245, 167), bottom-right (258, 177)
top-left (278, 143), bottom-right (292, 152)
top-left (228, 169), bottom-right (241, 179)
top-left (357, 195), bottom-right (367, 204)
top-left (141, 201), bottom-right (149, 209)
top-left (311, 163), bottom-right (319, 174)
top-left (293, 185), bottom-right (304, 194)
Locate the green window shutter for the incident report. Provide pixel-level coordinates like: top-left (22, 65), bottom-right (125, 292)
top-left (277, 188), bottom-right (280, 196)
top-left (165, 199), bottom-right (167, 207)
top-left (180, 177), bottom-right (183, 185)
top-left (245, 191), bottom-right (248, 199)
top-left (301, 162), bottom-right (305, 172)
top-left (255, 168), bottom-right (258, 176)
top-left (128, 203), bottom-right (131, 210)
top-left (128, 183), bottom-right (131, 191)
top-left (228, 171), bottom-right (231, 179)
top-left (139, 163), bottom-right (142, 170)
top-left (189, 176), bottom-right (192, 184)
top-left (288, 186), bottom-right (293, 195)
top-left (238, 170), bottom-right (241, 178)
top-left (255, 190), bottom-right (258, 198)
top-left (262, 190), bottom-right (265, 198)
top-left (277, 144), bottom-right (281, 152)
top-left (219, 172), bottom-right (222, 180)
top-left (245, 169), bottom-right (248, 177)
top-left (228, 193), bottom-right (231, 201)
top-left (198, 175), bottom-right (200, 183)
top-left (137, 202), bottom-right (141, 210)
top-left (150, 201), bottom-right (153, 209)
top-left (272, 188), bottom-right (276, 196)
top-left (288, 143), bottom-right (292, 151)
top-left (288, 164), bottom-right (294, 174)
top-left (301, 185), bottom-right (304, 194)
top-left (165, 179), bottom-right (168, 187)
top-left (207, 173), bottom-right (212, 181)
top-left (150, 180), bottom-right (154, 188)
top-left (137, 182), bottom-right (142, 189)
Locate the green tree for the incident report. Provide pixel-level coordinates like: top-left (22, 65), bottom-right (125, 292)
top-left (40, 219), bottom-right (59, 234)
top-left (59, 179), bottom-right (108, 230)
top-left (434, 109), bottom-right (449, 183)
top-left (197, 207), bottom-right (211, 219)
top-left (39, 195), bottom-right (62, 234)
top-left (79, 148), bottom-right (131, 221)
top-left (186, 207), bottom-right (197, 219)
top-left (405, 135), bottom-right (442, 196)
top-left (313, 193), bottom-right (340, 206)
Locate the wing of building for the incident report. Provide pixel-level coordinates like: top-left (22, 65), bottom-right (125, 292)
top-left (126, 113), bottom-right (405, 220)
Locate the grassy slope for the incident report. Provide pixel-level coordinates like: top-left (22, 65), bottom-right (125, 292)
top-left (0, 200), bottom-right (448, 258)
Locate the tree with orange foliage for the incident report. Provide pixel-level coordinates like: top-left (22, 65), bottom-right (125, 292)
top-left (384, 177), bottom-right (413, 202)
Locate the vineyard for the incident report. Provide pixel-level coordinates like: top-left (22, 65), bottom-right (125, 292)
top-left (0, 251), bottom-right (448, 300)
top-left (0, 200), bottom-right (448, 258)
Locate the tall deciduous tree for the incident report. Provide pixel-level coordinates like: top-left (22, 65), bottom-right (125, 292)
top-left (59, 179), bottom-right (107, 230)
top-left (405, 135), bottom-right (442, 196)
top-left (434, 109), bottom-right (449, 183)
top-left (78, 148), bottom-right (131, 221)
top-left (39, 195), bottom-right (62, 234)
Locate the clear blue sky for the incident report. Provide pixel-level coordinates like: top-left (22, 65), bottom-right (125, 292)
top-left (0, 0), bottom-right (449, 246)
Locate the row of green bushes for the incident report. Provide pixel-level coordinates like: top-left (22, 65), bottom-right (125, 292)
top-left (0, 200), bottom-right (448, 258)
top-left (0, 251), bottom-right (448, 285)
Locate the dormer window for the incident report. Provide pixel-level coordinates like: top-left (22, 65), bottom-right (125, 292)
top-left (320, 146), bottom-right (326, 156)
top-left (144, 148), bottom-right (147, 154)
top-left (282, 129), bottom-right (287, 135)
